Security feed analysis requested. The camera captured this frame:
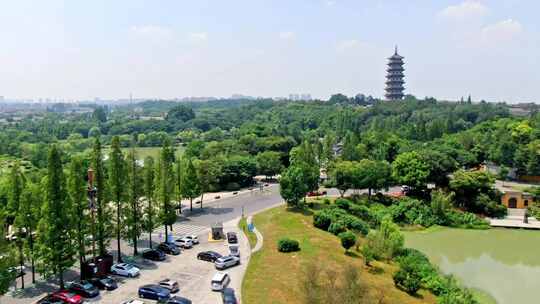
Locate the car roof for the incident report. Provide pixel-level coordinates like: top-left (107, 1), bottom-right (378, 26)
top-left (141, 284), bottom-right (161, 289)
top-left (212, 272), bottom-right (228, 281)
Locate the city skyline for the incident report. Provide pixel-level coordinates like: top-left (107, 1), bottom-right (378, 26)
top-left (0, 1), bottom-right (538, 103)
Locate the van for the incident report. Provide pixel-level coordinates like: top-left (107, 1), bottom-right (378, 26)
top-left (211, 272), bottom-right (230, 291)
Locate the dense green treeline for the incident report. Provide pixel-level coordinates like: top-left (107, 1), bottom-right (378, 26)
top-left (0, 96), bottom-right (538, 296)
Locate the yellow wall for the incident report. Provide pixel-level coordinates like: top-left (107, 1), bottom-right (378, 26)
top-left (501, 192), bottom-right (533, 209)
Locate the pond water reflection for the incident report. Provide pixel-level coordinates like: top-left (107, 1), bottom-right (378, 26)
top-left (404, 227), bottom-right (540, 304)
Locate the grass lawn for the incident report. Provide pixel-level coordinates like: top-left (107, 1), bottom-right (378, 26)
top-left (239, 217), bottom-right (257, 249)
top-left (242, 205), bottom-right (437, 304)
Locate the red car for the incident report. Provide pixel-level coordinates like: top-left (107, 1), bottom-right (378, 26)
top-left (50, 290), bottom-right (83, 304)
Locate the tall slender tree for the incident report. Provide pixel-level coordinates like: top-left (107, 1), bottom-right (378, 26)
top-left (158, 138), bottom-right (176, 243)
top-left (91, 137), bottom-right (110, 257)
top-left (109, 136), bottom-right (126, 262)
top-left (0, 209), bottom-right (16, 295)
top-left (142, 156), bottom-right (159, 249)
top-left (125, 146), bottom-right (142, 255)
top-left (67, 156), bottom-right (89, 279)
top-left (195, 159), bottom-right (217, 209)
top-left (36, 145), bottom-right (75, 289)
top-left (175, 160), bottom-right (183, 215)
top-left (14, 183), bottom-right (41, 284)
top-left (180, 157), bottom-right (201, 212)
top-left (7, 161), bottom-right (24, 217)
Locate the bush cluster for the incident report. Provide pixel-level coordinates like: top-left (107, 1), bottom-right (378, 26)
top-left (313, 204), bottom-right (370, 236)
top-left (277, 237), bottom-right (300, 253)
top-left (395, 249), bottom-right (478, 303)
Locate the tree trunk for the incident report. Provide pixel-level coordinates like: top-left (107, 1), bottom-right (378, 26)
top-left (200, 193), bottom-right (204, 209)
top-left (133, 200), bottom-right (138, 256)
top-left (28, 228), bottom-right (35, 284)
top-left (149, 232), bottom-right (152, 249)
top-left (190, 198), bottom-right (193, 212)
top-left (368, 188), bottom-right (372, 202)
top-left (133, 234), bottom-right (138, 255)
top-left (19, 246), bottom-right (24, 289)
top-left (164, 224), bottom-right (169, 244)
top-left (59, 270), bottom-right (64, 290)
top-left (116, 201), bottom-right (122, 262)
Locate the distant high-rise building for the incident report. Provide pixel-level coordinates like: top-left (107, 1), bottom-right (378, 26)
top-left (300, 94), bottom-right (312, 101)
top-left (385, 46), bottom-right (405, 100)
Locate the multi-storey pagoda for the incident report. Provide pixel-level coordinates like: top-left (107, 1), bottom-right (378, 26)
top-left (385, 46), bottom-right (405, 100)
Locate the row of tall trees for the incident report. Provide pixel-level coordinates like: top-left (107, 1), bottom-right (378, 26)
top-left (0, 134), bottom-right (221, 293)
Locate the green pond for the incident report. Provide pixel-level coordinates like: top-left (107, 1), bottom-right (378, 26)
top-left (404, 227), bottom-right (540, 304)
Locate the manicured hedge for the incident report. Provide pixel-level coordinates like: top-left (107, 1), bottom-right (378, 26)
top-left (277, 237), bottom-right (300, 253)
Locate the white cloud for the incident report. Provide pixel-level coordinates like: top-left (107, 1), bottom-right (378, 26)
top-left (279, 31), bottom-right (295, 40)
top-left (481, 19), bottom-right (523, 43)
top-left (439, 1), bottom-right (488, 20)
top-left (188, 32), bottom-right (208, 42)
top-left (130, 25), bottom-right (172, 38)
top-left (336, 39), bottom-right (360, 53)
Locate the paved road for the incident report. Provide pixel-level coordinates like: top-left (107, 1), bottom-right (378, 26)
top-left (147, 184), bottom-right (283, 244)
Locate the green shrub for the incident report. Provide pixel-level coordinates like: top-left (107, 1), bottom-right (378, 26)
top-left (313, 211), bottom-right (332, 231)
top-left (364, 217), bottom-right (404, 260)
top-left (349, 204), bottom-right (371, 221)
top-left (347, 218), bottom-right (369, 236)
top-left (390, 198), bottom-right (436, 227)
top-left (323, 198), bottom-right (331, 205)
top-left (277, 237), bottom-right (300, 252)
top-left (397, 248), bottom-right (479, 303)
top-left (338, 231), bottom-right (357, 252)
top-left (328, 221), bottom-right (347, 235)
top-left (335, 198), bottom-right (351, 210)
top-left (368, 203), bottom-right (392, 227)
top-left (393, 265), bottom-right (422, 294)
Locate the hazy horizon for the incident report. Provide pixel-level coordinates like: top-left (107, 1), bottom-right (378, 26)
top-left (1, 1), bottom-right (538, 103)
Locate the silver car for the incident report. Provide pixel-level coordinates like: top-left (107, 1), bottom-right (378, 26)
top-left (175, 237), bottom-right (193, 249)
top-left (214, 255), bottom-right (240, 270)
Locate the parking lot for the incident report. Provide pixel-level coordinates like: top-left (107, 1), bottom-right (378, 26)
top-left (5, 218), bottom-right (249, 304)
top-left (98, 219), bottom-right (248, 304)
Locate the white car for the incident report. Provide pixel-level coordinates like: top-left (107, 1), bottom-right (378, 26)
top-left (175, 237), bottom-right (193, 249)
top-left (111, 263), bottom-right (140, 277)
top-left (184, 235), bottom-right (199, 245)
top-left (211, 272), bottom-right (230, 291)
top-left (214, 255), bottom-right (240, 270)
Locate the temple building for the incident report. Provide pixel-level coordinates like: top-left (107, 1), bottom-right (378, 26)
top-left (385, 46), bottom-right (405, 100)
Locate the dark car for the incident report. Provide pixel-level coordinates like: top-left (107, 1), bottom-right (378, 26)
top-left (67, 280), bottom-right (100, 298)
top-left (138, 284), bottom-right (171, 301)
top-left (158, 242), bottom-right (181, 255)
top-left (222, 288), bottom-right (238, 304)
top-left (36, 295), bottom-right (64, 304)
top-left (197, 251), bottom-right (222, 262)
top-left (142, 249), bottom-right (167, 261)
top-left (226, 232), bottom-right (238, 244)
top-left (88, 276), bottom-right (118, 290)
top-left (158, 296), bottom-right (193, 304)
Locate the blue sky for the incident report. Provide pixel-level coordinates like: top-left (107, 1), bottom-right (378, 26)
top-left (0, 0), bottom-right (538, 102)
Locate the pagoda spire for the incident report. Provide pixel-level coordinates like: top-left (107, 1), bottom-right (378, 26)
top-left (385, 46), bottom-right (405, 101)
